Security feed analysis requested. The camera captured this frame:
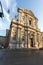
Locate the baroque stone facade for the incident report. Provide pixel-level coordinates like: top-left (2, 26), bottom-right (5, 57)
top-left (9, 8), bottom-right (43, 49)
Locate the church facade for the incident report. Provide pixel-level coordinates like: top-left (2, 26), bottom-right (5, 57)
top-left (9, 8), bottom-right (43, 49)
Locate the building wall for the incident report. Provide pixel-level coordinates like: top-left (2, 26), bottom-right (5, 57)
top-left (9, 8), bottom-right (43, 49)
top-left (0, 36), bottom-right (6, 46)
top-left (4, 29), bottom-right (11, 48)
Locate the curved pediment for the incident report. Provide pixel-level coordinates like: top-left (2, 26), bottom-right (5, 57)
top-left (18, 8), bottom-right (38, 20)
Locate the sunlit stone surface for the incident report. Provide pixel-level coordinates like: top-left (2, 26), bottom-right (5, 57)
top-left (9, 8), bottom-right (43, 49)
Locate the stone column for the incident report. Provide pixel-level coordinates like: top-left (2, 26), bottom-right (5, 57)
top-left (24, 14), bottom-right (28, 48)
top-left (18, 13), bottom-right (21, 23)
top-left (38, 34), bottom-right (40, 47)
top-left (16, 28), bottom-right (22, 48)
top-left (24, 31), bottom-right (26, 48)
top-left (16, 27), bottom-right (20, 48)
top-left (28, 33), bottom-right (31, 48)
top-left (39, 34), bottom-right (42, 48)
top-left (16, 27), bottom-right (19, 48)
top-left (9, 27), bottom-right (17, 49)
top-left (19, 28), bottom-right (22, 48)
top-left (24, 30), bottom-right (28, 48)
top-left (27, 30), bottom-right (28, 48)
top-left (34, 32), bottom-right (38, 48)
top-left (41, 35), bottom-right (43, 47)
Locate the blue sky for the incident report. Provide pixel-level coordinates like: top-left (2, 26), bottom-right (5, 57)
top-left (0, 0), bottom-right (43, 36)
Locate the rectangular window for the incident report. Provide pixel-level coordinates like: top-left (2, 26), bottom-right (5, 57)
top-left (29, 20), bottom-right (31, 25)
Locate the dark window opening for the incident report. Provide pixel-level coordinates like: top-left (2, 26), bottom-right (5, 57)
top-left (22, 36), bottom-right (25, 41)
top-left (17, 19), bottom-right (19, 21)
top-left (29, 20), bottom-right (31, 25)
top-left (30, 38), bottom-right (33, 47)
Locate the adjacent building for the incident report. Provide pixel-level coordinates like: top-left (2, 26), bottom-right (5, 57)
top-left (9, 8), bottom-right (43, 49)
top-left (4, 29), bottom-right (11, 48)
top-left (0, 36), bottom-right (6, 46)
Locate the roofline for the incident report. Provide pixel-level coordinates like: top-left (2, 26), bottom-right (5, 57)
top-left (18, 8), bottom-right (38, 20)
